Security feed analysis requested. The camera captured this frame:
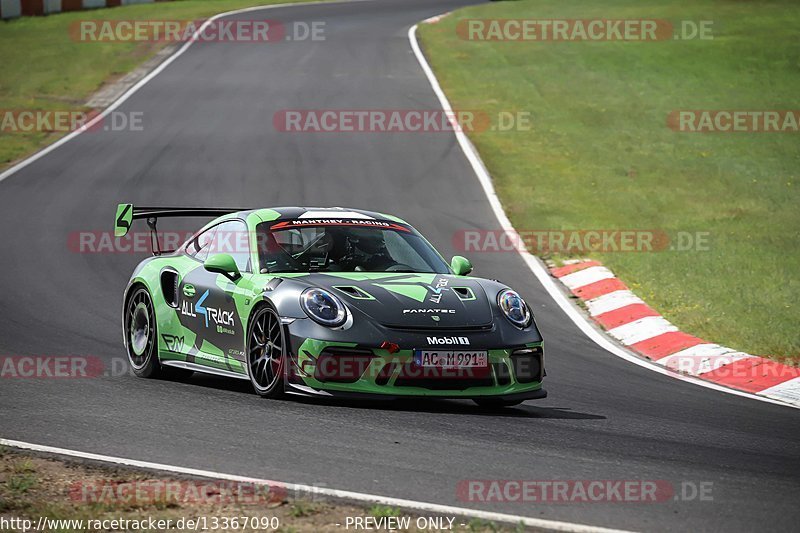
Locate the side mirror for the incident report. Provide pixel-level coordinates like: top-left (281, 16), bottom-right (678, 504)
top-left (204, 254), bottom-right (241, 281)
top-left (450, 255), bottom-right (473, 276)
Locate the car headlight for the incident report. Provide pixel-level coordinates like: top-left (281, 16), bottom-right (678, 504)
top-left (301, 288), bottom-right (347, 327)
top-left (497, 289), bottom-right (531, 328)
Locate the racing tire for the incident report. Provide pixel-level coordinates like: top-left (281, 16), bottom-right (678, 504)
top-left (473, 398), bottom-right (524, 408)
top-left (246, 304), bottom-right (286, 398)
top-left (125, 285), bottom-right (162, 378)
top-left (125, 285), bottom-right (193, 380)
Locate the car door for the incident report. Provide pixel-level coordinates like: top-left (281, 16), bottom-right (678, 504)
top-left (179, 219), bottom-right (255, 375)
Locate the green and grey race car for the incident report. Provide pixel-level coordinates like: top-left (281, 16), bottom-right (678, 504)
top-left (116, 204), bottom-right (546, 406)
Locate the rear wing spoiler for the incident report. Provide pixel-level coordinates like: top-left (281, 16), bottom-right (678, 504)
top-left (114, 203), bottom-right (249, 255)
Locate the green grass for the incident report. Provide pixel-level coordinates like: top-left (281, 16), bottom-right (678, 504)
top-left (12, 460), bottom-right (36, 474)
top-left (419, 0), bottom-right (800, 360)
top-left (465, 519), bottom-right (502, 533)
top-left (4, 459), bottom-right (37, 498)
top-left (7, 474), bottom-right (37, 495)
top-left (368, 504), bottom-right (403, 518)
top-left (288, 500), bottom-right (320, 518)
top-left (0, 0), bottom-right (321, 170)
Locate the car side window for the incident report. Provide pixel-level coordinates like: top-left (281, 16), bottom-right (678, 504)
top-left (208, 220), bottom-right (251, 273)
top-left (186, 226), bottom-right (217, 262)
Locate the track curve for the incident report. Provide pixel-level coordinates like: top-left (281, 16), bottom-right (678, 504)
top-left (1, 1), bottom-right (798, 531)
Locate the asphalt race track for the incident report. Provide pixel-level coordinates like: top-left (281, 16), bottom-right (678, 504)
top-left (1, 0), bottom-right (799, 531)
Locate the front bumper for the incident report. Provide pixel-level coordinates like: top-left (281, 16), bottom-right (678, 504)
top-left (285, 385), bottom-right (547, 402)
top-left (282, 319), bottom-right (546, 399)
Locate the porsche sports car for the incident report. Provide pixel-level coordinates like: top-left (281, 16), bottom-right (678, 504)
top-left (116, 204), bottom-right (546, 406)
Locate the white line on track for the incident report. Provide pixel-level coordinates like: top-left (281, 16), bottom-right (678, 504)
top-left (0, 3), bottom-right (794, 532)
top-left (407, 20), bottom-right (797, 411)
top-left (0, 0), bottom-right (369, 185)
top-left (0, 2), bottom-right (632, 531)
top-left (0, 0), bottom-right (791, 409)
top-left (0, 438), bottom-right (630, 533)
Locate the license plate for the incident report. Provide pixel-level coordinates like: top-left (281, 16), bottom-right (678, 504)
top-left (413, 350), bottom-right (488, 368)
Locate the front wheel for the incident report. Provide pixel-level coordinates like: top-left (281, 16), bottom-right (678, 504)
top-left (246, 305), bottom-right (286, 398)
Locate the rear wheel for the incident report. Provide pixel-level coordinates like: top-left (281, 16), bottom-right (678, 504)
top-left (247, 305), bottom-right (286, 398)
top-left (125, 286), bottom-right (161, 378)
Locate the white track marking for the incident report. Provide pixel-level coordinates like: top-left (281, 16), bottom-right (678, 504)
top-left (0, 0), bottom-right (369, 185)
top-left (585, 291), bottom-right (644, 317)
top-left (606, 317), bottom-right (677, 346)
top-left (2, 1), bottom-right (789, 409)
top-left (657, 344), bottom-right (754, 375)
top-left (0, 439), bottom-right (630, 533)
top-left (408, 21), bottom-right (797, 410)
top-left (0, 14), bottom-right (794, 531)
top-left (559, 266), bottom-right (615, 290)
top-left (0, 3), bottom-right (789, 532)
top-left (0, 3), bottom-right (634, 532)
top-left (0, 4), bottom-right (789, 532)
top-left (759, 378), bottom-right (800, 407)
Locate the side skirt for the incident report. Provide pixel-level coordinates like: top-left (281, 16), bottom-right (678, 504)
top-left (161, 360), bottom-right (250, 381)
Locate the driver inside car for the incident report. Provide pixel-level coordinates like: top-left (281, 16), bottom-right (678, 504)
top-left (340, 228), bottom-right (396, 271)
top-left (259, 225), bottom-right (408, 273)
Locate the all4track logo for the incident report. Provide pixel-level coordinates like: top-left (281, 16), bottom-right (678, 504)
top-left (180, 290), bottom-right (235, 332)
top-left (428, 276), bottom-right (449, 304)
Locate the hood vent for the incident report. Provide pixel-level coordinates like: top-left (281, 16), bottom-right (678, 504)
top-left (333, 285), bottom-right (374, 300)
top-left (453, 287), bottom-right (476, 301)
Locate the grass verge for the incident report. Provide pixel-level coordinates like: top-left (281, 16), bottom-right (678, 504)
top-left (418, 0), bottom-right (800, 360)
top-left (0, 0), bottom-right (322, 171)
top-left (0, 448), bottom-right (519, 532)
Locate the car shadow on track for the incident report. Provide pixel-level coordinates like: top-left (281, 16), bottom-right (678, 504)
top-left (175, 374), bottom-right (605, 420)
top-left (291, 397), bottom-right (606, 420)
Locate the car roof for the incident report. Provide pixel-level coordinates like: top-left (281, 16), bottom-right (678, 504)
top-left (238, 206), bottom-right (409, 225)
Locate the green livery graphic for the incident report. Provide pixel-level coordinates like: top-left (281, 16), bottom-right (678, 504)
top-left (114, 203), bottom-right (133, 237)
top-left (119, 204), bottom-right (545, 407)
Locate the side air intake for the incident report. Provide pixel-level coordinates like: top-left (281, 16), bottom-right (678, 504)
top-left (160, 269), bottom-right (179, 308)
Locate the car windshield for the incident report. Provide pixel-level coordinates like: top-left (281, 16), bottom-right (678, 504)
top-left (256, 221), bottom-right (450, 274)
